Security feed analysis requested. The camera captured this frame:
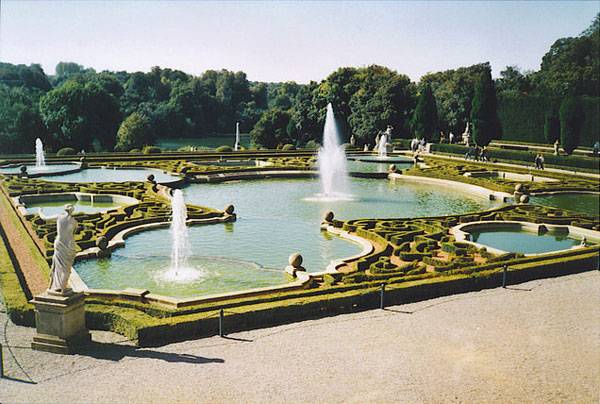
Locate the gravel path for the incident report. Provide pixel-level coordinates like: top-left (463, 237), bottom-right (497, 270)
top-left (0, 199), bottom-right (47, 295)
top-left (1, 271), bottom-right (599, 403)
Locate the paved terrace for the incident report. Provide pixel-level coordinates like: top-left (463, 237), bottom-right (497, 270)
top-left (1, 272), bottom-right (598, 403)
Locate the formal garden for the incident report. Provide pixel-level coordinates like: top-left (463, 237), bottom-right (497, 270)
top-left (0, 12), bottom-right (598, 353)
top-left (0, 132), bottom-right (598, 347)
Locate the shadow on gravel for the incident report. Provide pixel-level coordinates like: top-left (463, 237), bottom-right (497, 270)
top-left (504, 286), bottom-right (533, 292)
top-left (0, 374), bottom-right (37, 384)
top-left (221, 335), bottom-right (253, 343)
top-left (78, 342), bottom-right (225, 364)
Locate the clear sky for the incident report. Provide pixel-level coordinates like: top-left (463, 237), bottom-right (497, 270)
top-left (1, 1), bottom-right (597, 83)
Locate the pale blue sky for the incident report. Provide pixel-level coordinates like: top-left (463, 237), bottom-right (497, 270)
top-left (1, 1), bottom-right (597, 83)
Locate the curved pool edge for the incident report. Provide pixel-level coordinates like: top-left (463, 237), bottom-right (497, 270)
top-left (69, 219), bottom-right (376, 309)
top-left (13, 192), bottom-right (140, 219)
top-left (389, 173), bottom-right (513, 202)
top-left (0, 162), bottom-right (82, 178)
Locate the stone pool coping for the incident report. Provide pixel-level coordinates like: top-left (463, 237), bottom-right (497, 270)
top-left (13, 192), bottom-right (139, 219)
top-left (463, 170), bottom-right (560, 183)
top-left (450, 220), bottom-right (600, 257)
top-left (529, 190), bottom-right (600, 197)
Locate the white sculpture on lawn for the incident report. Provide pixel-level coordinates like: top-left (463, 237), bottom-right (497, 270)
top-left (48, 204), bottom-right (77, 294)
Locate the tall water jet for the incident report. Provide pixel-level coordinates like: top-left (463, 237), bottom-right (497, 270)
top-left (35, 138), bottom-right (46, 168)
top-left (170, 189), bottom-right (190, 273)
top-left (234, 122), bottom-right (240, 151)
top-left (377, 133), bottom-right (388, 158)
top-left (317, 104), bottom-right (350, 200)
top-left (156, 189), bottom-right (204, 283)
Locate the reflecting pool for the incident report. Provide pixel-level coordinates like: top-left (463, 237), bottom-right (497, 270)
top-left (0, 163), bottom-right (80, 175)
top-left (469, 229), bottom-right (580, 254)
top-left (75, 177), bottom-right (498, 298)
top-left (41, 168), bottom-right (179, 183)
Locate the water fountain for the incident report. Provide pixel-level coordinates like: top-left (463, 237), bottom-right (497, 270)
top-left (315, 104), bottom-right (351, 200)
top-left (377, 132), bottom-right (388, 159)
top-left (234, 122), bottom-right (240, 151)
top-left (35, 138), bottom-right (46, 168)
top-left (158, 189), bottom-right (203, 282)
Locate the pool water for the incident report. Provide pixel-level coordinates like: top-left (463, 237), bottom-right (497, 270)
top-left (531, 193), bottom-right (600, 217)
top-left (0, 163), bottom-right (80, 175)
top-left (42, 168), bottom-right (179, 183)
top-left (469, 229), bottom-right (579, 254)
top-left (75, 177), bottom-right (498, 298)
top-left (24, 200), bottom-right (127, 217)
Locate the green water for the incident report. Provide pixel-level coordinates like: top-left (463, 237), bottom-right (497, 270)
top-left (42, 168), bottom-right (180, 183)
top-left (75, 177), bottom-right (497, 298)
top-left (156, 135), bottom-right (251, 150)
top-left (469, 229), bottom-right (580, 254)
top-left (531, 193), bottom-right (600, 217)
top-left (25, 200), bottom-right (126, 217)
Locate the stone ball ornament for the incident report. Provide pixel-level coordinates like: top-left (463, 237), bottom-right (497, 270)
top-left (96, 236), bottom-right (109, 250)
top-left (288, 252), bottom-right (303, 268)
top-left (519, 194), bottom-right (530, 204)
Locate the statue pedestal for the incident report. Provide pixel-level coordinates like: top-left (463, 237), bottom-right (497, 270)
top-left (31, 290), bottom-right (91, 354)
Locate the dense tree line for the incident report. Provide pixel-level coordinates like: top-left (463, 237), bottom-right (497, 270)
top-left (0, 13), bottom-right (597, 153)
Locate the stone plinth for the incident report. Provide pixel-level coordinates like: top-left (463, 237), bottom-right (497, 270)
top-left (31, 290), bottom-right (90, 354)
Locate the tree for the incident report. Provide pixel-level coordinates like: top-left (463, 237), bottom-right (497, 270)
top-left (411, 84), bottom-right (438, 140)
top-left (0, 85), bottom-right (48, 153)
top-left (470, 67), bottom-right (502, 146)
top-left (40, 80), bottom-right (122, 151)
top-left (543, 102), bottom-right (561, 144)
top-left (420, 63), bottom-right (489, 134)
top-left (0, 62), bottom-right (52, 91)
top-left (115, 112), bottom-right (153, 151)
top-left (559, 95), bottom-right (584, 154)
top-left (250, 109), bottom-right (291, 148)
top-left (533, 13), bottom-right (599, 96)
top-left (496, 66), bottom-right (533, 95)
top-left (347, 65), bottom-right (415, 144)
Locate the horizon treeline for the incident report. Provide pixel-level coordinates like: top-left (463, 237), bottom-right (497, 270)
top-left (0, 13), bottom-right (597, 153)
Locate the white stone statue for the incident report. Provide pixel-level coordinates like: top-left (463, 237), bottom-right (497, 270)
top-left (385, 125), bottom-right (393, 142)
top-left (350, 134), bottom-right (356, 147)
top-left (462, 122), bottom-right (470, 145)
top-left (48, 204), bottom-right (77, 294)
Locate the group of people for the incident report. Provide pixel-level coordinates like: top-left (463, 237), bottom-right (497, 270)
top-left (464, 145), bottom-right (489, 162)
top-left (410, 137), bottom-right (427, 152)
top-left (534, 153), bottom-right (545, 170)
top-left (439, 131), bottom-right (456, 144)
